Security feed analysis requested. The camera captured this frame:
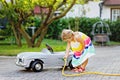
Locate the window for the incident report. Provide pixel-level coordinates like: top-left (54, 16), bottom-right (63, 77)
top-left (111, 8), bottom-right (120, 21)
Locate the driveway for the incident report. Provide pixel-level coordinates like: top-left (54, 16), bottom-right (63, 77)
top-left (0, 46), bottom-right (120, 80)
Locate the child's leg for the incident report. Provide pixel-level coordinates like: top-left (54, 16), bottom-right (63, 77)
top-left (72, 59), bottom-right (88, 72)
top-left (81, 59), bottom-right (88, 69)
top-left (76, 59), bottom-right (88, 72)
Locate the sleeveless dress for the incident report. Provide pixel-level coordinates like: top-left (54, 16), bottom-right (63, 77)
top-left (71, 32), bottom-right (95, 67)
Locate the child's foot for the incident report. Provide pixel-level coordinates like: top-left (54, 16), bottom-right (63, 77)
top-left (78, 67), bottom-right (85, 72)
top-left (72, 68), bottom-right (79, 73)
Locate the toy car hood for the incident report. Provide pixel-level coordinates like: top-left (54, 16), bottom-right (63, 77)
top-left (17, 52), bottom-right (45, 58)
top-left (17, 48), bottom-right (59, 59)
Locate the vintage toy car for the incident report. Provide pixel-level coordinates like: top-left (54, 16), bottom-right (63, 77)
top-left (16, 44), bottom-right (74, 72)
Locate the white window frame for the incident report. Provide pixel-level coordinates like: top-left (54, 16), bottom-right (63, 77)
top-left (111, 8), bottom-right (120, 21)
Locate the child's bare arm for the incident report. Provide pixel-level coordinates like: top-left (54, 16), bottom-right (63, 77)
top-left (64, 41), bottom-right (71, 58)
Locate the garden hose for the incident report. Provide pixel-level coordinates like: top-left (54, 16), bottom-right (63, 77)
top-left (62, 58), bottom-right (120, 77)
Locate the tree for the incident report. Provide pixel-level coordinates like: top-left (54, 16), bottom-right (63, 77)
top-left (0, 0), bottom-right (97, 47)
top-left (0, 0), bottom-right (34, 47)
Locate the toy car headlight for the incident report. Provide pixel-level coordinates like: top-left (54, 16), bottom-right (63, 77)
top-left (18, 57), bottom-right (24, 63)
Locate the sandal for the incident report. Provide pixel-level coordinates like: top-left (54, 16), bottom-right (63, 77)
top-left (72, 68), bottom-right (79, 73)
top-left (78, 67), bottom-right (85, 72)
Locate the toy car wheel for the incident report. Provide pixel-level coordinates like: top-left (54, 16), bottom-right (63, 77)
top-left (31, 61), bottom-right (43, 72)
top-left (69, 60), bottom-right (74, 70)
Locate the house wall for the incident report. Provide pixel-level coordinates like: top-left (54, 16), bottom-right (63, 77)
top-left (65, 4), bottom-right (83, 18)
top-left (65, 1), bottom-right (120, 21)
top-left (65, 1), bottom-right (101, 18)
top-left (102, 6), bottom-right (120, 20)
top-left (85, 1), bottom-right (100, 18)
top-left (101, 6), bottom-right (111, 20)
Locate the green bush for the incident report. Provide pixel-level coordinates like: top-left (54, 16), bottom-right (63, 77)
top-left (46, 17), bottom-right (101, 40)
top-left (0, 26), bottom-right (12, 37)
top-left (8, 16), bottom-right (118, 42)
top-left (0, 36), bottom-right (6, 40)
top-left (46, 17), bottom-right (120, 42)
top-left (78, 17), bottom-right (101, 38)
top-left (46, 18), bottom-right (69, 39)
top-left (106, 20), bottom-right (120, 42)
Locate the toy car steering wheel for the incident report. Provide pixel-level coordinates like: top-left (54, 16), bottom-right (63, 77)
top-left (46, 43), bottom-right (54, 53)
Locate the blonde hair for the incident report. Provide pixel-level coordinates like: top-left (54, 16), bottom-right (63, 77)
top-left (61, 29), bottom-right (73, 41)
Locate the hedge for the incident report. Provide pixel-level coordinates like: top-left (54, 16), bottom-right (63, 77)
top-left (1, 17), bottom-right (119, 42)
top-left (106, 20), bottom-right (120, 42)
top-left (46, 17), bottom-right (120, 42)
top-left (46, 17), bottom-right (100, 40)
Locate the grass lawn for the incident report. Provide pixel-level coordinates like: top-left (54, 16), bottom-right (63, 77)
top-left (0, 39), bottom-right (120, 56)
top-left (0, 39), bottom-right (67, 56)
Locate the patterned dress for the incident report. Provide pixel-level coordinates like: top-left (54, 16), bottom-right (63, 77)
top-left (71, 32), bottom-right (95, 67)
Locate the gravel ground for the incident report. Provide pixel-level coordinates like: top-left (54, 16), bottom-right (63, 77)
top-left (0, 46), bottom-right (120, 80)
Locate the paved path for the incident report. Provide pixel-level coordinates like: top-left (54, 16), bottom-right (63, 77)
top-left (0, 46), bottom-right (120, 80)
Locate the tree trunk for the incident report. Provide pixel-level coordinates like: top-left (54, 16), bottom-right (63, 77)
top-left (35, 26), bottom-right (48, 47)
top-left (11, 23), bottom-right (22, 47)
top-left (17, 21), bottom-right (32, 46)
top-left (31, 24), bottom-right (45, 43)
top-left (17, 29), bottom-right (22, 47)
top-left (17, 27), bottom-right (33, 47)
